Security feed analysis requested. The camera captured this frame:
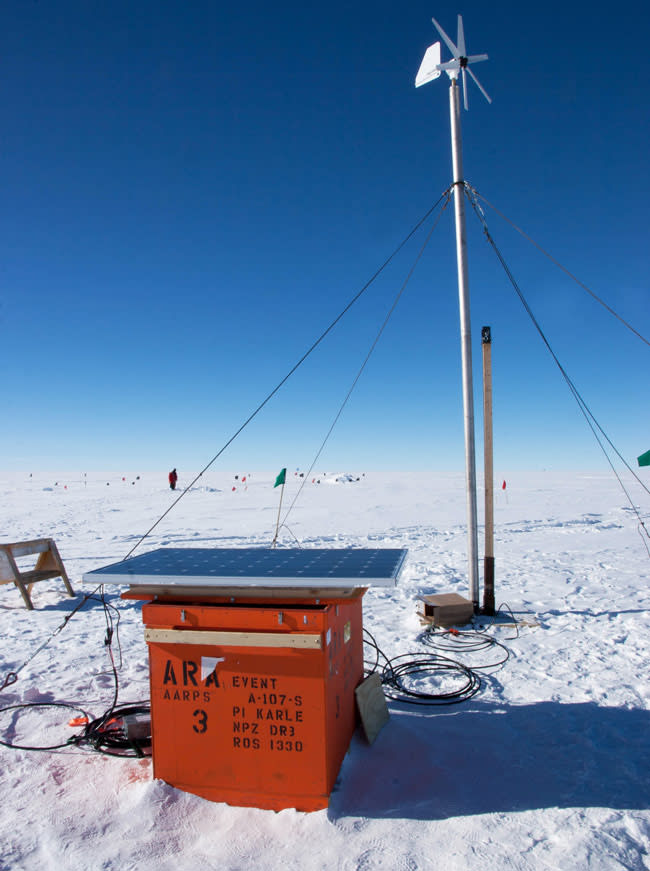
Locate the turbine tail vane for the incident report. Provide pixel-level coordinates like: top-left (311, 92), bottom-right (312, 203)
top-left (415, 41), bottom-right (442, 88)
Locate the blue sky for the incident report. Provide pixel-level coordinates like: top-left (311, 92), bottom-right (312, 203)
top-left (2, 0), bottom-right (648, 477)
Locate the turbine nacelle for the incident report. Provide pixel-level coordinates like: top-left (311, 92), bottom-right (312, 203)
top-left (415, 14), bottom-right (491, 110)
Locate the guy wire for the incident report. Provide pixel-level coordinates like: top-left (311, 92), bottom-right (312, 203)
top-left (125, 189), bottom-right (453, 559)
top-left (276, 191), bottom-right (452, 540)
top-left (466, 186), bottom-right (650, 548)
top-left (466, 184), bottom-right (650, 348)
top-left (0, 583), bottom-right (105, 692)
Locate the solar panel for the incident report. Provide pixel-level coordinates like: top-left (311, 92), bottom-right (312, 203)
top-left (83, 547), bottom-right (407, 589)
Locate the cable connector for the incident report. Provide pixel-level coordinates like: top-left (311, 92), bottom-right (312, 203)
top-left (1, 672), bottom-right (17, 692)
top-left (120, 711), bottom-right (151, 744)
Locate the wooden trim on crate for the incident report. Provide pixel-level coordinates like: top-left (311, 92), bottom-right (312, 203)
top-left (122, 584), bottom-right (367, 604)
top-left (144, 627), bottom-right (323, 650)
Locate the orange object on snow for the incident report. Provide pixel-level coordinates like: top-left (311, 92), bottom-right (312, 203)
top-left (140, 595), bottom-right (363, 812)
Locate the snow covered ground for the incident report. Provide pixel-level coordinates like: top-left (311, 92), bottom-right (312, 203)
top-left (0, 468), bottom-right (649, 870)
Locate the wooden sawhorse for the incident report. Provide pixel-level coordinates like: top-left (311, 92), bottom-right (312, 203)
top-left (0, 539), bottom-right (75, 610)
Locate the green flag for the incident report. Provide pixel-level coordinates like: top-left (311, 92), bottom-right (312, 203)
top-left (274, 468), bottom-right (287, 488)
top-left (638, 450), bottom-right (650, 468)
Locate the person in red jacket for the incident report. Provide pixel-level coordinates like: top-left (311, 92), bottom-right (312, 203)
top-left (168, 468), bottom-right (178, 490)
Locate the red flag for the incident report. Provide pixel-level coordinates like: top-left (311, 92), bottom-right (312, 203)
top-left (502, 480), bottom-right (507, 490)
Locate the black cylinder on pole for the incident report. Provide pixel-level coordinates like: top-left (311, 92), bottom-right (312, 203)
top-left (483, 557), bottom-right (495, 615)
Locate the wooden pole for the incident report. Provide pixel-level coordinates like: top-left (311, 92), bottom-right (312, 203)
top-left (482, 326), bottom-right (495, 615)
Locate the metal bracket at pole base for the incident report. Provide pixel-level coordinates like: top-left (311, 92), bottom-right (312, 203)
top-left (482, 556), bottom-right (495, 615)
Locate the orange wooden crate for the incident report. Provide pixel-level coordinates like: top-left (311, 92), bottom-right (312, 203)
top-left (142, 598), bottom-right (363, 811)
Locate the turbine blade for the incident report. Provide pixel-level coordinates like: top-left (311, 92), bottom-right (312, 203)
top-left (466, 54), bottom-right (489, 64)
top-left (431, 16), bottom-right (459, 58)
top-left (457, 15), bottom-right (466, 57)
top-left (467, 66), bottom-right (492, 104)
top-left (462, 66), bottom-right (468, 110)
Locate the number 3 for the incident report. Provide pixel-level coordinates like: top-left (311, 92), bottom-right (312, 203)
top-left (193, 708), bottom-right (208, 734)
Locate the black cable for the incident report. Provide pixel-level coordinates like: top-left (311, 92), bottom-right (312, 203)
top-left (0, 589), bottom-right (150, 757)
top-left (421, 627), bottom-right (510, 671)
top-left (124, 190), bottom-right (453, 559)
top-left (77, 590), bottom-right (139, 746)
top-left (0, 699), bottom-right (151, 757)
top-left (473, 602), bottom-right (522, 640)
top-left (382, 653), bottom-right (481, 705)
top-left (0, 702), bottom-right (93, 752)
top-left (363, 628), bottom-right (482, 706)
top-left (494, 602), bottom-right (521, 640)
top-left (363, 628), bottom-right (384, 677)
top-left (72, 703), bottom-right (151, 758)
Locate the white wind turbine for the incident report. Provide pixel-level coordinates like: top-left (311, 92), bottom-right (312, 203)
top-left (415, 15), bottom-right (491, 609)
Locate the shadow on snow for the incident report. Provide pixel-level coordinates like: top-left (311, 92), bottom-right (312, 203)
top-left (330, 700), bottom-right (650, 820)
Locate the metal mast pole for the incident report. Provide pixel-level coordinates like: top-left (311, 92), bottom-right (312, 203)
top-left (448, 76), bottom-right (479, 608)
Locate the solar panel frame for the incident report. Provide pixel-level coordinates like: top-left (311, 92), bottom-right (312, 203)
top-left (82, 547), bottom-right (407, 589)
